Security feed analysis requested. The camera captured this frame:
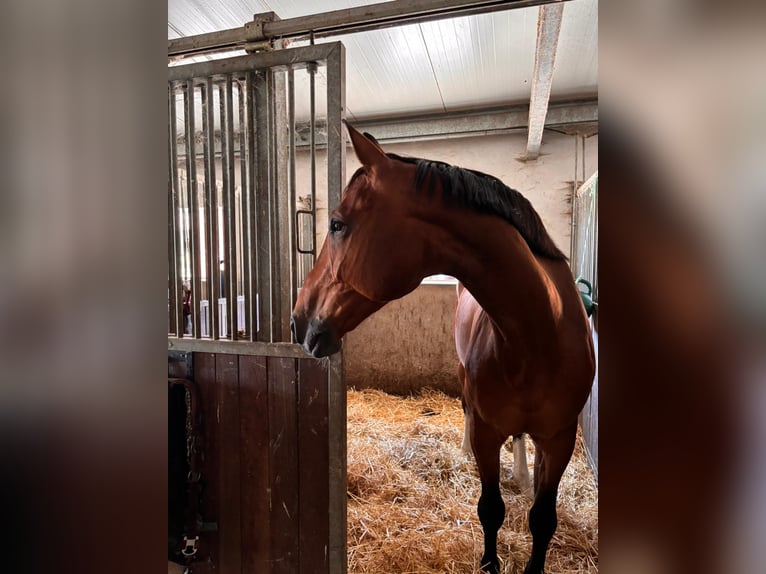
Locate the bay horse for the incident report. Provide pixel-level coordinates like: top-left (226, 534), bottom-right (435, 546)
top-left (291, 121), bottom-right (595, 574)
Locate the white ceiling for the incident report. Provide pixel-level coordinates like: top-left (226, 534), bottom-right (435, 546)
top-left (168, 0), bottom-right (598, 121)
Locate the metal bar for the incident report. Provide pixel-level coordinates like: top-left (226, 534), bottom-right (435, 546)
top-left (592, 179), bottom-right (598, 300)
top-left (168, 0), bottom-right (571, 59)
top-left (176, 99), bottom-right (598, 156)
top-left (525, 2), bottom-right (565, 160)
top-left (224, 75), bottom-right (238, 339)
top-left (180, 88), bottom-right (191, 324)
top-left (200, 81), bottom-right (212, 337)
top-left (287, 67), bottom-right (298, 329)
top-left (325, 42), bottom-right (347, 574)
top-left (254, 69), bottom-right (273, 342)
top-left (276, 77), bottom-right (292, 341)
top-left (168, 83), bottom-right (178, 336)
top-left (237, 79), bottom-right (251, 339)
top-left (289, 100), bottom-right (597, 148)
top-left (203, 78), bottom-right (220, 339)
top-left (272, 71), bottom-right (291, 342)
top-left (308, 62), bottom-right (317, 261)
top-left (326, 43), bottom-right (346, 215)
top-left (581, 134), bottom-right (586, 193)
top-left (185, 80), bottom-right (202, 339)
top-left (168, 44), bottom-right (339, 82)
top-left (327, 351), bottom-right (346, 574)
top-left (571, 134), bottom-right (578, 266)
top-left (218, 82), bottom-right (231, 338)
top-left (245, 72), bottom-right (258, 342)
top-left (168, 337), bottom-right (310, 359)
top-left (170, 84), bottom-right (186, 336)
top-left (269, 71), bottom-right (281, 340)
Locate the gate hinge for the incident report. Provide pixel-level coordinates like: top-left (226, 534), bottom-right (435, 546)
top-left (244, 12), bottom-right (288, 53)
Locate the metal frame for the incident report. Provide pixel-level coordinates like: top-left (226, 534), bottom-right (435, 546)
top-left (168, 0), bottom-right (571, 60)
top-left (168, 43), bottom-right (345, 346)
top-left (168, 42), bottom-right (347, 573)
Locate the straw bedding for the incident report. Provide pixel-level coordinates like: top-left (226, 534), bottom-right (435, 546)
top-left (347, 388), bottom-right (598, 574)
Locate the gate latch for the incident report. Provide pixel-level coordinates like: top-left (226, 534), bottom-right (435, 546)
top-left (181, 535), bottom-right (199, 557)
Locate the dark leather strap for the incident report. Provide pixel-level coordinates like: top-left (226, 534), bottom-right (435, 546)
top-left (169, 378), bottom-right (203, 560)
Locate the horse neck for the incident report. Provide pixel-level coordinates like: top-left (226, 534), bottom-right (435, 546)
top-left (433, 209), bottom-right (564, 353)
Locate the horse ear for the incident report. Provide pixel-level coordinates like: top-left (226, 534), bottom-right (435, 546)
top-left (363, 131), bottom-right (383, 149)
top-left (344, 120), bottom-right (386, 167)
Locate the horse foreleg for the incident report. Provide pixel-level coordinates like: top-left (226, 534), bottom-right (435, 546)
top-left (471, 416), bottom-right (507, 574)
top-left (523, 424), bottom-right (577, 574)
top-left (512, 434), bottom-right (533, 498)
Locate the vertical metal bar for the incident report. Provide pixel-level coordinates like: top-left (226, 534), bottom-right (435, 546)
top-left (181, 85), bottom-right (192, 333)
top-left (326, 45), bottom-right (346, 214)
top-left (218, 81), bottom-right (231, 338)
top-left (199, 82), bottom-right (211, 336)
top-left (569, 190), bottom-right (577, 272)
top-left (245, 72), bottom-right (258, 341)
top-left (325, 42), bottom-right (347, 574)
top-left (308, 61), bottom-right (318, 262)
top-left (254, 69), bottom-right (272, 342)
top-left (202, 78), bottom-right (217, 339)
top-left (224, 75), bottom-right (238, 339)
top-left (269, 71), bottom-right (281, 341)
top-left (592, 180), bottom-right (598, 299)
top-left (287, 67), bottom-right (298, 329)
top-left (170, 85), bottom-right (184, 337)
top-left (186, 80), bottom-right (202, 339)
top-left (581, 134), bottom-right (586, 191)
top-left (570, 136), bottom-right (579, 267)
top-left (238, 78), bottom-right (251, 339)
top-left (328, 352), bottom-right (347, 574)
top-left (274, 71), bottom-right (291, 342)
top-left (168, 82), bottom-right (178, 336)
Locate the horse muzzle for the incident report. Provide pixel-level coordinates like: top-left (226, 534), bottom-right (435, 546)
top-left (290, 314), bottom-right (342, 358)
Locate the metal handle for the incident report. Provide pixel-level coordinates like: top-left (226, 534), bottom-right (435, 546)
top-left (295, 209), bottom-right (315, 255)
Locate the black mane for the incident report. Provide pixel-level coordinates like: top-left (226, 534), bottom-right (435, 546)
top-left (388, 153), bottom-right (567, 260)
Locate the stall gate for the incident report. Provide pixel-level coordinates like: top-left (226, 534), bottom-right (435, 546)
top-left (571, 171), bottom-right (598, 477)
top-left (167, 42), bottom-right (347, 574)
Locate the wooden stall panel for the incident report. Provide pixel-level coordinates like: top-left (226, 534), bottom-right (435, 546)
top-left (216, 354), bottom-right (242, 574)
top-left (268, 356), bottom-right (300, 574)
top-left (298, 359), bottom-right (330, 574)
top-left (239, 355), bottom-right (271, 572)
top-left (194, 352), bottom-right (219, 573)
top-left (172, 350), bottom-right (337, 574)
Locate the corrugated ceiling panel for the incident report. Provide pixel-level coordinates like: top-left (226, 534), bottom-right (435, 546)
top-left (552, 0), bottom-right (598, 99)
top-left (316, 26), bottom-right (445, 119)
top-left (419, 9), bottom-right (538, 110)
top-left (168, 0), bottom-right (598, 120)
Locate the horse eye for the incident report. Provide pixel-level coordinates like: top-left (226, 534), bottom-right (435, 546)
top-left (329, 219), bottom-right (346, 234)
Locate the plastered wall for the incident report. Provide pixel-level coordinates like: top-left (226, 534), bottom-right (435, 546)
top-left (295, 130), bottom-right (597, 395)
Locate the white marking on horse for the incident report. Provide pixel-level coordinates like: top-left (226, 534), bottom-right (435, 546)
top-left (513, 435), bottom-right (533, 498)
top-left (461, 411), bottom-right (473, 455)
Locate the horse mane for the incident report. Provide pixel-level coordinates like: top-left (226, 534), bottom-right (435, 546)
top-left (388, 153), bottom-right (567, 260)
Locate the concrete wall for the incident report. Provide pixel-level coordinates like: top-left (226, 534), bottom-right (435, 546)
top-left (296, 130), bottom-right (597, 395)
top-left (342, 284), bottom-right (461, 395)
